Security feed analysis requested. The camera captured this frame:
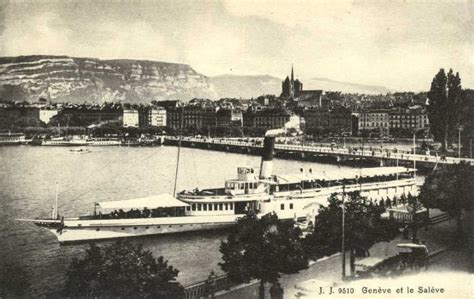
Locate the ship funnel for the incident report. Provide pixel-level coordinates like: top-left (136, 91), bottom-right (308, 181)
top-left (259, 136), bottom-right (275, 179)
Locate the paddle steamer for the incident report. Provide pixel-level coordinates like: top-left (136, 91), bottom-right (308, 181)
top-left (20, 136), bottom-right (418, 244)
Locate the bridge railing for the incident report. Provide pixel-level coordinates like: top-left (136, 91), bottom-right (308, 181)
top-left (164, 137), bottom-right (474, 165)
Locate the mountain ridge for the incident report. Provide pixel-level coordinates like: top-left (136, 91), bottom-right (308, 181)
top-left (210, 74), bottom-right (392, 97)
top-left (308, 77), bottom-right (392, 93)
top-left (0, 55), bottom-right (392, 103)
top-left (0, 55), bottom-right (217, 104)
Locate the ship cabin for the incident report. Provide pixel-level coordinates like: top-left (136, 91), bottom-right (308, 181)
top-left (267, 167), bottom-right (416, 194)
top-left (177, 167), bottom-right (269, 216)
top-left (224, 167), bottom-right (265, 195)
top-left (177, 167), bottom-right (265, 197)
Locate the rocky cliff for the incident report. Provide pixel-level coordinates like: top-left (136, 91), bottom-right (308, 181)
top-left (0, 55), bottom-right (218, 103)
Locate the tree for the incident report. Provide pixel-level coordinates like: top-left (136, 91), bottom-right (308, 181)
top-left (0, 263), bottom-right (30, 297)
top-left (419, 162), bottom-right (473, 241)
top-left (13, 116), bottom-right (46, 128)
top-left (48, 113), bottom-right (87, 127)
top-left (427, 69), bottom-right (464, 149)
top-left (459, 89), bottom-right (474, 152)
top-left (303, 192), bottom-right (399, 275)
top-left (219, 213), bottom-right (308, 299)
top-left (63, 241), bottom-right (184, 298)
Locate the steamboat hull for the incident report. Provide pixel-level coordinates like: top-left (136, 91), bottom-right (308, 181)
top-left (29, 215), bottom-right (240, 244)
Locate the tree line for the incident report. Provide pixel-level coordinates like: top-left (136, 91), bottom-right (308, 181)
top-left (427, 69), bottom-right (473, 151)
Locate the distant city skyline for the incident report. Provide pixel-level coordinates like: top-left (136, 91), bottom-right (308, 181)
top-left (0, 0), bottom-right (472, 91)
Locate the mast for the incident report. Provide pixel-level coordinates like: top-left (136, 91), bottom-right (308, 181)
top-left (413, 131), bottom-right (416, 179)
top-left (173, 107), bottom-right (184, 195)
top-left (396, 151), bottom-right (399, 180)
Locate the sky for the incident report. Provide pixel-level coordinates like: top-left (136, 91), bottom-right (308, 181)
top-left (0, 0), bottom-right (473, 91)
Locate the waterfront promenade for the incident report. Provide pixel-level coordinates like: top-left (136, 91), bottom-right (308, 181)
top-left (165, 137), bottom-right (474, 169)
top-left (216, 215), bottom-right (459, 299)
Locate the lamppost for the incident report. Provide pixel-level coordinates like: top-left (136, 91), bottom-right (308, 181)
top-left (406, 195), bottom-right (422, 243)
top-left (207, 271), bottom-right (217, 299)
top-left (54, 181), bottom-right (59, 220)
top-left (341, 184), bottom-right (346, 279)
top-left (470, 138), bottom-right (472, 159)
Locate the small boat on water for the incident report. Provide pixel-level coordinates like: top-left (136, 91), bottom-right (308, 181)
top-left (69, 148), bottom-right (91, 154)
top-left (18, 135), bottom-right (419, 244)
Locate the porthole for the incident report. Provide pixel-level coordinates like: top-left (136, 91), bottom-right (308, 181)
top-left (168, 225), bottom-right (172, 228)
top-left (145, 226), bottom-right (149, 229)
top-left (96, 228), bottom-right (100, 231)
top-left (121, 227), bottom-right (125, 230)
top-left (134, 227), bottom-right (137, 230)
top-left (157, 225), bottom-right (161, 228)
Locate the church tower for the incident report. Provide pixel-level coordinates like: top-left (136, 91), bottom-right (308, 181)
top-left (290, 65), bottom-right (295, 98)
top-left (281, 64), bottom-right (302, 98)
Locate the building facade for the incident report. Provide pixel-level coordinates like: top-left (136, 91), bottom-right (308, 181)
top-left (251, 108), bottom-right (295, 129)
top-left (296, 90), bottom-right (324, 108)
top-left (216, 108), bottom-right (243, 127)
top-left (389, 106), bottom-right (429, 133)
top-left (149, 107), bottom-right (167, 127)
top-left (357, 110), bottom-right (390, 136)
top-left (166, 107), bottom-right (216, 131)
top-left (39, 108), bottom-right (59, 124)
top-left (330, 106), bottom-right (352, 135)
top-left (304, 106), bottom-right (352, 136)
top-left (60, 107), bottom-right (122, 126)
top-left (123, 110), bottom-right (139, 127)
top-left (305, 108), bottom-right (331, 134)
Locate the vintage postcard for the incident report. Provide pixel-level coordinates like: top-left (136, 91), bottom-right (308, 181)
top-left (0, 0), bottom-right (472, 298)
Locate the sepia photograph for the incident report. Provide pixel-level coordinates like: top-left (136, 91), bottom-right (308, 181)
top-left (0, 0), bottom-right (472, 298)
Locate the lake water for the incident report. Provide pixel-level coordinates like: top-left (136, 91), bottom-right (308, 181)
top-left (0, 145), bottom-right (413, 296)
